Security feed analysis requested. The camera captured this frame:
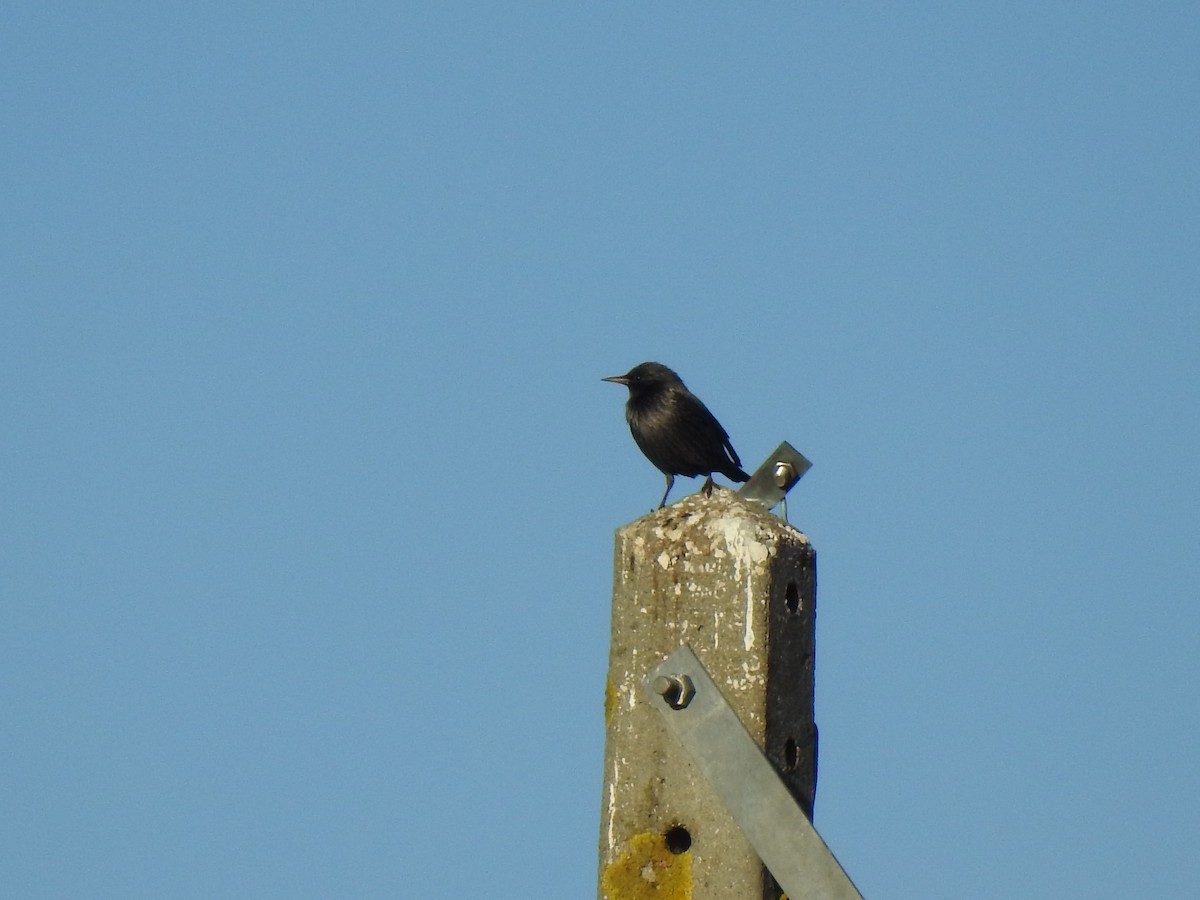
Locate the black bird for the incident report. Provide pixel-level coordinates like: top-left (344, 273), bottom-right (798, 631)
top-left (603, 362), bottom-right (750, 508)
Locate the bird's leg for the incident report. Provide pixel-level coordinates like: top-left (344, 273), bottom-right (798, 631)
top-left (658, 474), bottom-right (675, 509)
top-left (702, 475), bottom-right (714, 497)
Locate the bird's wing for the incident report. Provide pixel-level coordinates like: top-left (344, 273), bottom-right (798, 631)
top-left (669, 391), bottom-right (742, 474)
top-left (722, 435), bottom-right (742, 470)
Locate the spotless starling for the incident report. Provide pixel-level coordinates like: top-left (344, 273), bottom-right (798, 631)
top-left (603, 362), bottom-right (750, 508)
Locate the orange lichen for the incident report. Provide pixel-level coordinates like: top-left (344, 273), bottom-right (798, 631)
top-left (601, 831), bottom-right (692, 899)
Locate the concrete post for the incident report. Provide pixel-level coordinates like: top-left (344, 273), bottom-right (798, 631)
top-left (599, 488), bottom-right (817, 900)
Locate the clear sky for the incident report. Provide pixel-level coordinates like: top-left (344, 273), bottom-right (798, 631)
top-left (3, 4), bottom-right (1198, 898)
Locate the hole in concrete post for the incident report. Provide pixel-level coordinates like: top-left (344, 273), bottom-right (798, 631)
top-left (785, 581), bottom-right (800, 614)
top-left (663, 825), bottom-right (692, 854)
top-left (784, 737), bottom-right (798, 770)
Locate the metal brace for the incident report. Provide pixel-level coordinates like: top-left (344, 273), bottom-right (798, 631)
top-left (738, 441), bottom-right (812, 513)
top-left (646, 646), bottom-right (861, 900)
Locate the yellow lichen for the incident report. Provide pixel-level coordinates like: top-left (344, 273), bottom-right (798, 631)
top-left (604, 676), bottom-right (617, 727)
top-left (601, 831), bottom-right (692, 899)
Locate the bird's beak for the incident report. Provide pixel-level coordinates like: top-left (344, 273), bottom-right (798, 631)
top-left (602, 375), bottom-right (629, 385)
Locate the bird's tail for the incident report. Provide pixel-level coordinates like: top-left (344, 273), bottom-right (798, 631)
top-left (724, 464), bottom-right (750, 483)
top-left (722, 439), bottom-right (750, 483)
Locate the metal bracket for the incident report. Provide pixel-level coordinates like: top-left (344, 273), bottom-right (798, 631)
top-left (646, 646), bottom-right (861, 900)
top-left (738, 441), bottom-right (812, 511)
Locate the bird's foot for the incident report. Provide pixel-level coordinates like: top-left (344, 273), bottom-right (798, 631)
top-left (702, 476), bottom-right (714, 498)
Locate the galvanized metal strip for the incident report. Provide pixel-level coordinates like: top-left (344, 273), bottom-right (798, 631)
top-left (738, 441), bottom-right (812, 510)
top-left (646, 646), bottom-right (861, 900)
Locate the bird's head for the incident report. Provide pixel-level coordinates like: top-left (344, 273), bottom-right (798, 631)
top-left (602, 362), bottom-right (683, 396)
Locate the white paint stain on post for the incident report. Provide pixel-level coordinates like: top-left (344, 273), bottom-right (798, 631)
top-left (744, 577), bottom-right (756, 651)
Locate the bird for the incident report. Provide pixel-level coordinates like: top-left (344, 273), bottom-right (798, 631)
top-left (603, 362), bottom-right (750, 509)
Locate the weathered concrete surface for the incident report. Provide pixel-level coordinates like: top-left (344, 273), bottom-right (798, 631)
top-left (599, 487), bottom-right (817, 900)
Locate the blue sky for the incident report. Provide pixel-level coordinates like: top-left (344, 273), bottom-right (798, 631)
top-left (3, 4), bottom-right (1198, 898)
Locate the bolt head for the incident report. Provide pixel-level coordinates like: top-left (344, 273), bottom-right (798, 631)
top-left (773, 461), bottom-right (797, 489)
top-left (653, 674), bottom-right (695, 709)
